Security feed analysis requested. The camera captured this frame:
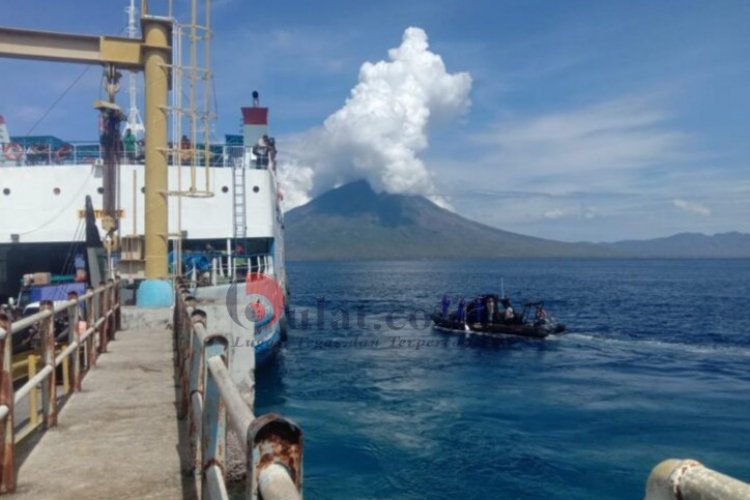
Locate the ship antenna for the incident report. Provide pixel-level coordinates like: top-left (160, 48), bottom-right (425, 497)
top-left (252, 90), bottom-right (260, 107)
top-left (125, 0), bottom-right (145, 137)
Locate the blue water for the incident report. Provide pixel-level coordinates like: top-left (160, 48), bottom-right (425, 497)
top-left (255, 259), bottom-right (750, 499)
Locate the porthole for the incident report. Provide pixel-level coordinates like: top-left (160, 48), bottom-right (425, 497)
top-left (97, 187), bottom-right (104, 194)
top-left (221, 186), bottom-right (229, 193)
top-left (53, 187), bottom-right (61, 195)
top-left (2, 188), bottom-right (9, 196)
top-left (141, 187), bottom-right (145, 194)
top-left (252, 186), bottom-right (260, 193)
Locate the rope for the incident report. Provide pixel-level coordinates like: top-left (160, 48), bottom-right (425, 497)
top-left (24, 66), bottom-right (93, 136)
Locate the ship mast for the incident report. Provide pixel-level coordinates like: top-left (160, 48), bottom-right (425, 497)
top-left (125, 0), bottom-right (144, 137)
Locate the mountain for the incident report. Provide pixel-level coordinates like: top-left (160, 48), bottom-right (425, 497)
top-left (284, 180), bottom-right (621, 260)
top-left (605, 232), bottom-right (750, 258)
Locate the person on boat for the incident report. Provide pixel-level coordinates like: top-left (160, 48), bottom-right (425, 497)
top-left (441, 294), bottom-right (451, 319)
top-left (535, 306), bottom-right (548, 321)
top-left (534, 305), bottom-right (550, 326)
top-left (123, 128), bottom-right (136, 162)
top-left (502, 299), bottom-right (515, 322)
top-left (456, 296), bottom-right (466, 324)
top-left (470, 297), bottom-right (484, 325)
top-left (485, 296), bottom-right (496, 324)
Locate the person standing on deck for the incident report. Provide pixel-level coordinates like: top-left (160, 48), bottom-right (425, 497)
top-left (123, 128), bottom-right (136, 162)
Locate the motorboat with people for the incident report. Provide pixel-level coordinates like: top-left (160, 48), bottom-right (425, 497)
top-left (432, 293), bottom-right (566, 339)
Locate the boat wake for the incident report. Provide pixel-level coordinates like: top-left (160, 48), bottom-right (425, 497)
top-left (563, 332), bottom-right (750, 359)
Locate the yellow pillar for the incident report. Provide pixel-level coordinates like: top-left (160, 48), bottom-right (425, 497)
top-left (142, 18), bottom-right (170, 279)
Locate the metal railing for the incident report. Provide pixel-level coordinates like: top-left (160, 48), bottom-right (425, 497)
top-left (645, 459), bottom-right (750, 500)
top-left (0, 280), bottom-right (121, 494)
top-left (174, 281), bottom-right (302, 499)
top-left (2, 144), bottom-right (274, 169)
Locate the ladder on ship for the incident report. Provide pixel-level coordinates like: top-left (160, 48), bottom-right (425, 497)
top-left (232, 158), bottom-right (247, 239)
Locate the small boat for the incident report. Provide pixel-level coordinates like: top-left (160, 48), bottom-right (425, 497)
top-left (432, 294), bottom-right (566, 339)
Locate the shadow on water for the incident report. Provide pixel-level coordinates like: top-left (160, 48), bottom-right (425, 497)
top-left (254, 351), bottom-right (288, 409)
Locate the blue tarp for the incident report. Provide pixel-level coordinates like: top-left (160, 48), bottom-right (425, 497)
top-left (28, 283), bottom-right (87, 302)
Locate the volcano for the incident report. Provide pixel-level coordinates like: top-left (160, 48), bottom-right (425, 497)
top-left (284, 180), bottom-right (618, 260)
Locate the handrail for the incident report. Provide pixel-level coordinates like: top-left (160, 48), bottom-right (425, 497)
top-left (0, 279), bottom-right (121, 494)
top-left (645, 459), bottom-right (750, 500)
top-left (3, 144), bottom-right (275, 169)
top-left (174, 280), bottom-right (303, 499)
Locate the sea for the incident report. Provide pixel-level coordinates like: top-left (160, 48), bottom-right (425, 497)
top-left (254, 259), bottom-right (750, 499)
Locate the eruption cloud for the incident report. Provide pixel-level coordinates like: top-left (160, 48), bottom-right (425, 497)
top-left (278, 27), bottom-right (472, 209)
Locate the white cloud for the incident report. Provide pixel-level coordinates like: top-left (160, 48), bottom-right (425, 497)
top-left (673, 198), bottom-right (711, 216)
top-left (275, 156), bottom-right (314, 210)
top-left (277, 27), bottom-right (472, 209)
top-left (472, 96), bottom-right (689, 195)
top-left (544, 208), bottom-right (566, 219)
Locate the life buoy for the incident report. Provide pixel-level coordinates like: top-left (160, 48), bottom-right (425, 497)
top-left (3, 143), bottom-right (23, 161)
top-left (55, 145), bottom-right (73, 162)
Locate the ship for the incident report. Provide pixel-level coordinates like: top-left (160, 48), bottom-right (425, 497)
top-left (0, 1), bottom-right (289, 377)
top-left (0, 97), bottom-right (288, 361)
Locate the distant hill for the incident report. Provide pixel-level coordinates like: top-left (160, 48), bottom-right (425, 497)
top-left (605, 232), bottom-right (750, 258)
top-left (285, 180), bottom-right (621, 260)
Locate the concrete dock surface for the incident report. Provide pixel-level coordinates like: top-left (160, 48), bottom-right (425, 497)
top-left (12, 320), bottom-right (197, 500)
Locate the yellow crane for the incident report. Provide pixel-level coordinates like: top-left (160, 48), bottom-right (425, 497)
top-left (0, 1), bottom-right (171, 279)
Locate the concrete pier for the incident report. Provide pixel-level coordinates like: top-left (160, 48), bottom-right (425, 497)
top-left (11, 314), bottom-right (196, 499)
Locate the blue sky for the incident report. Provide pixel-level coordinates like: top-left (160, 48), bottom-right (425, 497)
top-left (1, 0), bottom-right (748, 242)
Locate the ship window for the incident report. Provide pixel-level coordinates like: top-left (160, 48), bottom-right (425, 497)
top-left (141, 187), bottom-right (145, 194)
top-left (222, 186), bottom-right (229, 193)
top-left (253, 186), bottom-right (260, 193)
top-left (53, 187), bottom-right (61, 195)
top-left (2, 188), bottom-right (9, 196)
top-left (97, 187), bottom-right (104, 194)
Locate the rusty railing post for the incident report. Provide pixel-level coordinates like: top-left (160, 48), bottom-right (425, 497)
top-left (247, 414), bottom-right (304, 500)
top-left (68, 296), bottom-right (81, 392)
top-left (39, 300), bottom-right (57, 429)
top-left (172, 284), bottom-right (182, 368)
top-left (98, 282), bottom-right (109, 353)
top-left (201, 334), bottom-right (228, 499)
top-left (86, 286), bottom-right (96, 369)
top-left (178, 295), bottom-right (197, 420)
top-left (185, 309), bottom-right (207, 473)
top-left (107, 279), bottom-right (116, 341)
top-left (0, 313), bottom-right (16, 493)
top-left (111, 278), bottom-right (121, 335)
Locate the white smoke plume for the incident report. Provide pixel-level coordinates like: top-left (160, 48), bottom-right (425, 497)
top-left (277, 27), bottom-right (472, 209)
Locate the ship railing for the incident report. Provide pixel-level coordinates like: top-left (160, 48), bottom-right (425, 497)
top-left (203, 253), bottom-right (273, 285)
top-left (174, 281), bottom-right (302, 500)
top-left (231, 253), bottom-right (273, 277)
top-left (6, 143), bottom-right (278, 169)
top-left (645, 459), bottom-right (750, 500)
top-left (0, 279), bottom-right (121, 494)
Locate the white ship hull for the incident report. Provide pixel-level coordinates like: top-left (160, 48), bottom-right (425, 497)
top-left (0, 161), bottom-right (286, 301)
